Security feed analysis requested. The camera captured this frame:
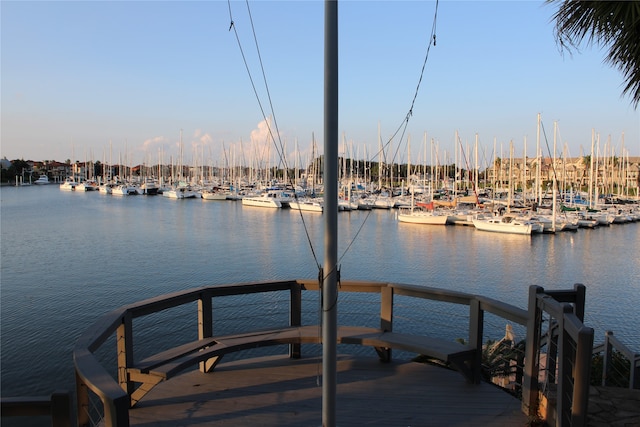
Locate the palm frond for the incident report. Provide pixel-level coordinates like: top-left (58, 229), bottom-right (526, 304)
top-left (547, 0), bottom-right (640, 108)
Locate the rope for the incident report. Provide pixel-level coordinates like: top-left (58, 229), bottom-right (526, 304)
top-left (228, 0), bottom-right (321, 271)
top-left (341, 0), bottom-right (441, 262)
top-left (373, 0), bottom-right (440, 167)
top-left (228, 0), bottom-right (442, 278)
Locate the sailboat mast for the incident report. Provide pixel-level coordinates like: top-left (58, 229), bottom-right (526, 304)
top-left (589, 129), bottom-right (595, 208)
top-left (378, 122), bottom-right (382, 191)
top-left (407, 134), bottom-right (411, 193)
top-left (536, 113), bottom-right (542, 205)
top-left (323, 1), bottom-right (338, 425)
top-left (522, 137), bottom-right (527, 206)
top-left (474, 133), bottom-right (479, 202)
top-left (552, 121), bottom-right (558, 232)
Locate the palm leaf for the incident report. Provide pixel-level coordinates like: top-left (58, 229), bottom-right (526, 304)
top-left (548, 0), bottom-right (640, 108)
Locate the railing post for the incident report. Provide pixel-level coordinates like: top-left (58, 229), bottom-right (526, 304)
top-left (75, 373), bottom-right (90, 427)
top-left (290, 282), bottom-right (302, 358)
top-left (602, 330), bottom-right (613, 387)
top-left (376, 285), bottom-right (394, 362)
top-left (50, 390), bottom-right (72, 427)
top-left (198, 291), bottom-right (213, 372)
top-left (116, 312), bottom-right (134, 399)
top-left (633, 355), bottom-right (640, 390)
top-left (573, 283), bottom-right (586, 322)
top-left (572, 324), bottom-right (594, 427)
top-left (557, 303), bottom-right (573, 427)
top-left (468, 298), bottom-right (483, 384)
top-left (103, 393), bottom-right (130, 427)
top-left (380, 285), bottom-right (393, 332)
top-left (523, 286), bottom-right (544, 418)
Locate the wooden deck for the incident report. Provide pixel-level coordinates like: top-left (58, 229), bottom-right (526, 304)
top-left (129, 354), bottom-right (528, 426)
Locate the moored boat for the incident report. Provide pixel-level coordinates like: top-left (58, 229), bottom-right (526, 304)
top-left (112, 183), bottom-right (138, 196)
top-left (163, 185), bottom-right (198, 199)
top-left (34, 174), bottom-right (50, 185)
top-left (242, 189), bottom-right (291, 208)
top-left (99, 183), bottom-right (115, 194)
top-left (289, 197), bottom-right (324, 213)
top-left (201, 188), bottom-right (230, 200)
top-left (76, 179), bottom-right (99, 192)
top-left (140, 179), bottom-right (159, 195)
top-left (472, 213), bottom-right (542, 235)
top-left (59, 177), bottom-right (77, 191)
top-left (397, 207), bottom-right (450, 225)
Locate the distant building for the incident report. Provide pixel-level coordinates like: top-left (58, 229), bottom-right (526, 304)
top-left (484, 156), bottom-right (640, 194)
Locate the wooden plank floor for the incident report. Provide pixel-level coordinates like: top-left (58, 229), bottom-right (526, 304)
top-left (129, 354), bottom-right (528, 426)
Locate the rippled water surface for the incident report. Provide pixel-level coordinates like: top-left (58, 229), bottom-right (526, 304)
top-left (1, 185), bottom-right (638, 399)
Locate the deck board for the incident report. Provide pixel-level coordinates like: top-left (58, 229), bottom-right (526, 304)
top-left (129, 354), bottom-right (527, 426)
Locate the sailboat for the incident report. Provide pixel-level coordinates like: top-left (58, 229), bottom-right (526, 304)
top-left (397, 134), bottom-right (451, 225)
top-left (472, 212), bottom-right (543, 235)
top-left (288, 197), bottom-right (324, 212)
top-left (397, 191), bottom-right (450, 225)
top-left (59, 177), bottom-right (77, 191)
top-left (397, 206), bottom-right (450, 224)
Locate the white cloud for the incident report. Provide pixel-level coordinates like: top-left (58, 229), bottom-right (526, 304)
top-left (250, 117), bottom-right (274, 145)
top-left (141, 136), bottom-right (168, 151)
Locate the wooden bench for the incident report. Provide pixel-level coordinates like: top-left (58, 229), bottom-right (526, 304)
top-left (126, 325), bottom-right (478, 406)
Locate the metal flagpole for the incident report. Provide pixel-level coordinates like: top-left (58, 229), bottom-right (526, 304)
top-left (322, 0), bottom-right (338, 426)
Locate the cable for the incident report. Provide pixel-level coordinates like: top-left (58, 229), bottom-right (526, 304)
top-left (342, 0), bottom-right (441, 262)
top-left (244, 1), bottom-right (288, 171)
top-left (228, 0), bottom-right (322, 272)
top-left (228, 0), bottom-right (442, 280)
top-left (373, 0), bottom-right (440, 167)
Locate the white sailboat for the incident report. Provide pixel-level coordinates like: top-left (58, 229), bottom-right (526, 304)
top-left (397, 207), bottom-right (450, 225)
top-left (99, 183), bottom-right (115, 194)
top-left (397, 137), bottom-right (450, 225)
top-left (76, 179), bottom-right (99, 191)
top-left (162, 183), bottom-right (198, 199)
top-left (111, 183), bottom-right (137, 196)
top-left (472, 213), bottom-right (543, 235)
top-left (201, 188), bottom-right (230, 200)
top-left (289, 197), bottom-right (324, 212)
top-left (60, 177), bottom-right (77, 191)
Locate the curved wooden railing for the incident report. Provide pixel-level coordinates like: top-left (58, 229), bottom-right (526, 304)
top-left (593, 330), bottom-right (640, 389)
top-left (73, 280), bottom-right (592, 427)
top-left (523, 284), bottom-right (595, 427)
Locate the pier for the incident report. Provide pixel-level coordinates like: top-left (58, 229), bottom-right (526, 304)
top-left (71, 280), bottom-right (596, 426)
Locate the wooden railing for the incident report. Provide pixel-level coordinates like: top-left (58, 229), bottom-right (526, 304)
top-left (73, 279), bottom-right (594, 427)
top-left (593, 330), bottom-right (640, 389)
top-left (0, 390), bottom-right (71, 427)
top-left (522, 284), bottom-right (594, 427)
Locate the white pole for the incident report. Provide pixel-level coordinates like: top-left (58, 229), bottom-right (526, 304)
top-left (552, 121), bottom-right (557, 232)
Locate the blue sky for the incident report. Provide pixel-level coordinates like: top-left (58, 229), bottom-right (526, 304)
top-left (2, 0), bottom-right (638, 170)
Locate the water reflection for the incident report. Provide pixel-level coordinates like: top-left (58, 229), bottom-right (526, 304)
top-left (1, 186), bottom-right (638, 400)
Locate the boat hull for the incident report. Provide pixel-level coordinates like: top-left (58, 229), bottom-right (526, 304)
top-left (242, 197), bottom-right (282, 208)
top-left (397, 211), bottom-right (449, 225)
top-left (472, 218), bottom-right (532, 235)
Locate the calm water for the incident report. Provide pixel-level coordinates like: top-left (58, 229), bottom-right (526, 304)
top-left (1, 184), bottom-right (639, 401)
